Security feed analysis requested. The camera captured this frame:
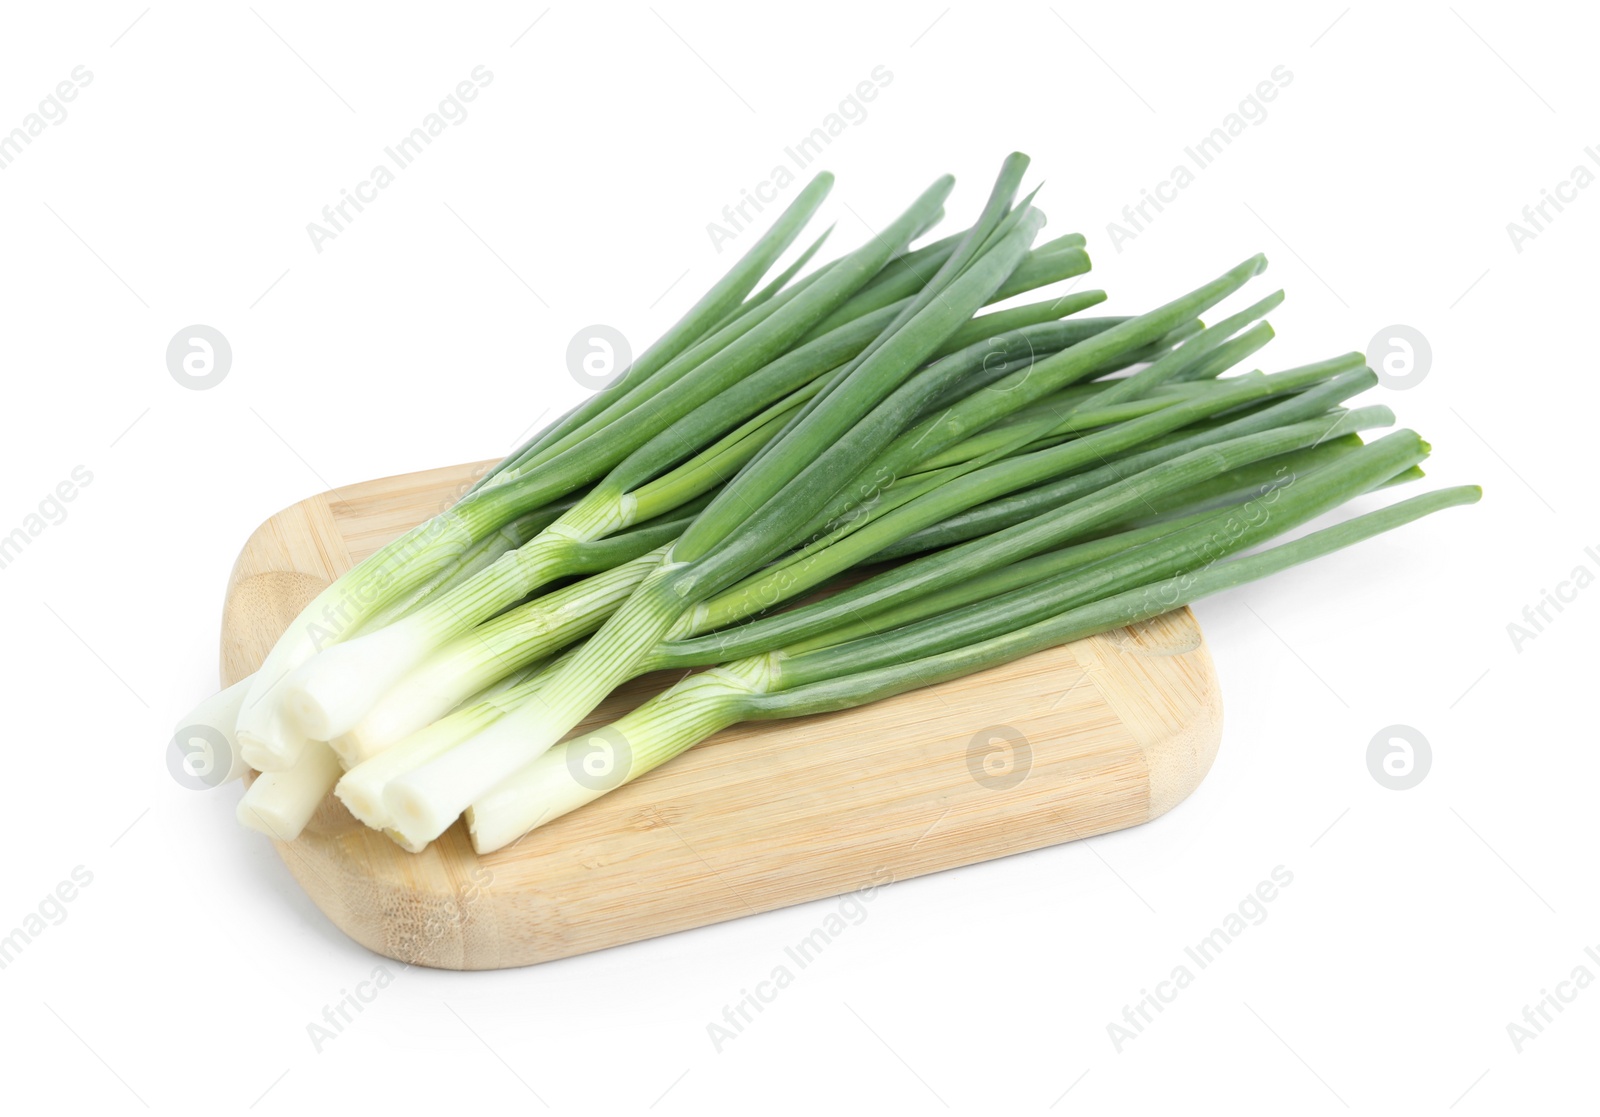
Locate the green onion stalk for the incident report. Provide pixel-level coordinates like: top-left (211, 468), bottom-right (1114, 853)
top-left (323, 377), bottom-right (1377, 791)
top-left (333, 657), bottom-right (568, 842)
top-left (468, 470), bottom-right (1479, 852)
top-left (273, 175), bottom-right (965, 752)
top-left (216, 152), bottom-right (1482, 856)
top-left (226, 174), bottom-right (842, 770)
top-left (279, 163), bottom-right (1121, 763)
top-left (654, 403), bottom-right (1391, 671)
top-left (278, 299), bottom-right (1307, 842)
top-left (318, 419), bottom-right (1410, 840)
top-left (380, 174), bottom-right (1297, 848)
top-left (305, 311), bottom-right (1175, 785)
top-left (253, 171), bottom-right (1093, 766)
top-left (876, 356), bottom-right (1375, 558)
top-left (376, 156), bottom-right (1054, 844)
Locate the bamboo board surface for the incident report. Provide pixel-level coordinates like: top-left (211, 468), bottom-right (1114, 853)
top-left (220, 460), bottom-right (1224, 970)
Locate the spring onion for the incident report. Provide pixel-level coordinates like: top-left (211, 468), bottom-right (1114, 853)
top-left (188, 152), bottom-right (1477, 856)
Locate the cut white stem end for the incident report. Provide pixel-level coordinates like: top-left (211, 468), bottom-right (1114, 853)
top-left (337, 660), bottom-right (564, 841)
top-left (466, 662), bottom-right (767, 853)
top-left (466, 737), bottom-right (616, 854)
top-left (235, 740), bottom-right (342, 841)
top-left (385, 577), bottom-right (686, 847)
top-left (280, 616), bottom-right (436, 741)
top-left (235, 684), bottom-right (314, 772)
top-left (172, 676), bottom-right (254, 786)
top-left (381, 701), bottom-right (559, 848)
top-left (335, 712), bottom-right (492, 832)
top-left (329, 658), bottom-right (485, 766)
top-left (382, 828), bottom-right (429, 854)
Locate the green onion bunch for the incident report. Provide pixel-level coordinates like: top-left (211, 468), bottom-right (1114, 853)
top-left (181, 153), bottom-right (1476, 851)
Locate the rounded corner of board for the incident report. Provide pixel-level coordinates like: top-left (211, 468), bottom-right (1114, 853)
top-left (1132, 620), bottom-right (1224, 821)
top-left (1075, 608), bottom-right (1224, 823)
top-left (275, 813), bottom-right (497, 972)
top-left (1140, 678), bottom-right (1224, 821)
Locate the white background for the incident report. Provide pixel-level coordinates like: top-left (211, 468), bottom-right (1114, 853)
top-left (0, 2), bottom-right (1593, 1113)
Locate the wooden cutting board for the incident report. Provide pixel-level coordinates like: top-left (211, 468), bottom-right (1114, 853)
top-left (221, 461), bottom-right (1223, 970)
